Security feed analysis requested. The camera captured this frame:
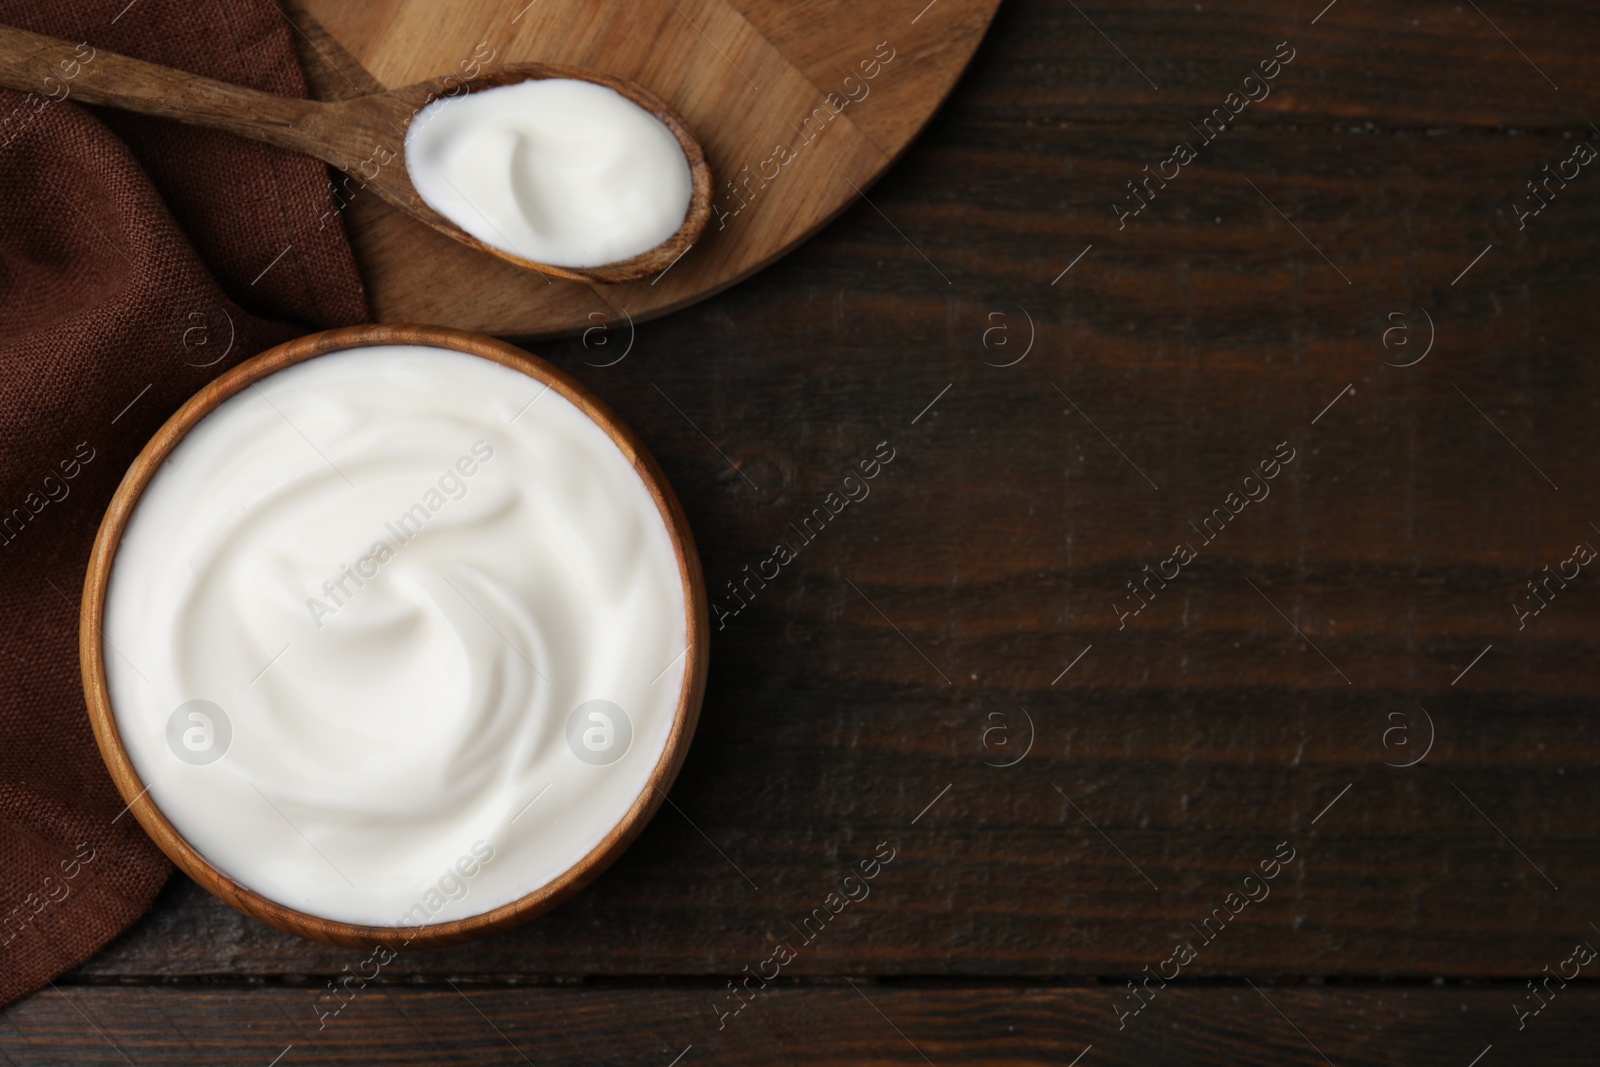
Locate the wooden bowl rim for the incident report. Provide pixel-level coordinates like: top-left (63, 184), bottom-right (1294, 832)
top-left (79, 323), bottom-right (709, 949)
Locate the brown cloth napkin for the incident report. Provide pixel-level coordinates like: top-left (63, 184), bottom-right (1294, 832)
top-left (0, 0), bottom-right (367, 1009)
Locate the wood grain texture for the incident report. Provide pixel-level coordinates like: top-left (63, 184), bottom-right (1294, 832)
top-left (8, 0), bottom-right (1600, 1061)
top-left (68, 113), bottom-right (1600, 979)
top-left (288, 0), bottom-right (1003, 335)
top-left (5, 985), bottom-right (1598, 1065)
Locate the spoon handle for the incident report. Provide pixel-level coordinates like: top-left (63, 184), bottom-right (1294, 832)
top-left (0, 23), bottom-right (331, 157)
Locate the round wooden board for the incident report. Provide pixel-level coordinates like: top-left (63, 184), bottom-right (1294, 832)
top-left (287, 0), bottom-right (1001, 340)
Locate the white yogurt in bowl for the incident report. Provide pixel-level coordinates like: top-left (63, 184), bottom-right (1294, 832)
top-left (405, 78), bottom-right (695, 269)
top-left (90, 331), bottom-right (704, 938)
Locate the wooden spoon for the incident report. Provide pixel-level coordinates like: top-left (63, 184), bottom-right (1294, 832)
top-left (0, 24), bottom-right (712, 285)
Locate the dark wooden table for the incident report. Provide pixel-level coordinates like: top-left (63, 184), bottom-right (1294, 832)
top-left (7, 0), bottom-right (1600, 1063)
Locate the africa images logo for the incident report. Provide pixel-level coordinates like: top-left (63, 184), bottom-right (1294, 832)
top-left (565, 700), bottom-right (632, 766)
top-left (165, 699), bottom-right (231, 766)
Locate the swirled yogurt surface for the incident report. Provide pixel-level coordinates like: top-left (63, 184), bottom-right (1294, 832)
top-left (406, 78), bottom-right (693, 268)
top-left (104, 344), bottom-right (690, 927)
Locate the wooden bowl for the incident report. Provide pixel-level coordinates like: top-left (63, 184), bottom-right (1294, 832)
top-left (79, 323), bottom-right (709, 948)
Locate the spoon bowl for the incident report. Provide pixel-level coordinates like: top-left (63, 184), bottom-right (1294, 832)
top-left (326, 64), bottom-right (712, 284)
top-left (0, 25), bottom-right (712, 284)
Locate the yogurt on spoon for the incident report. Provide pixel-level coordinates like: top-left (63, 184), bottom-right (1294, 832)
top-left (405, 78), bottom-right (695, 269)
